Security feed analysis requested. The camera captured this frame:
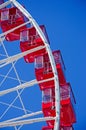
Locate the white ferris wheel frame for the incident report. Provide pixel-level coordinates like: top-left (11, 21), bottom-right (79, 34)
top-left (0, 0), bottom-right (60, 130)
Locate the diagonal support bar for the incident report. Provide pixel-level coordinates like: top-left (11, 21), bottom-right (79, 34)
top-left (0, 77), bottom-right (54, 96)
top-left (0, 46), bottom-right (45, 68)
top-left (0, 116), bottom-right (55, 128)
top-left (0, 21), bottom-right (30, 38)
top-left (3, 111), bottom-right (43, 123)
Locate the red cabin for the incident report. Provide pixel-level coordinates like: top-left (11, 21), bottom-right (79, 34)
top-left (60, 83), bottom-right (76, 127)
top-left (0, 0), bottom-right (5, 25)
top-left (42, 87), bottom-right (55, 126)
top-left (60, 126), bottom-right (74, 130)
top-left (35, 50), bottom-right (66, 90)
top-left (42, 83), bottom-right (76, 127)
top-left (42, 126), bottom-right (54, 130)
top-left (0, 7), bottom-right (26, 41)
top-left (42, 126), bottom-right (74, 130)
top-left (20, 25), bottom-right (49, 63)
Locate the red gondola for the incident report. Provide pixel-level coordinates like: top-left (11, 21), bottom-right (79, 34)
top-left (42, 126), bottom-right (54, 130)
top-left (42, 126), bottom-right (73, 130)
top-left (42, 86), bottom-right (55, 126)
top-left (0, 7), bottom-right (26, 41)
top-left (0, 0), bottom-right (4, 25)
top-left (42, 83), bottom-right (76, 127)
top-left (60, 83), bottom-right (76, 127)
top-left (20, 25), bottom-right (49, 63)
top-left (35, 50), bottom-right (66, 90)
top-left (60, 126), bottom-right (74, 130)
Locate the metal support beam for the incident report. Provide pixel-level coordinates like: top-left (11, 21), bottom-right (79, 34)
top-left (0, 21), bottom-right (30, 38)
top-left (0, 116), bottom-right (55, 128)
top-left (0, 46), bottom-right (45, 68)
top-left (0, 77), bottom-right (54, 96)
top-left (3, 111), bottom-right (43, 123)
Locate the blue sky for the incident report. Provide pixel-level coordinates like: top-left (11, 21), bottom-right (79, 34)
top-left (0, 0), bottom-right (86, 130)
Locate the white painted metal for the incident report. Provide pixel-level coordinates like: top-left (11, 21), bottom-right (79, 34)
top-left (0, 21), bottom-right (31, 38)
top-left (3, 111), bottom-right (43, 123)
top-left (10, 0), bottom-right (60, 130)
top-left (0, 77), bottom-right (54, 96)
top-left (0, 38), bottom-right (28, 115)
top-left (0, 34), bottom-right (29, 130)
top-left (0, 46), bottom-right (45, 68)
top-left (0, 116), bottom-right (56, 128)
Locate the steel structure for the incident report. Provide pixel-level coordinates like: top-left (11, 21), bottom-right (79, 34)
top-left (0, 0), bottom-right (76, 130)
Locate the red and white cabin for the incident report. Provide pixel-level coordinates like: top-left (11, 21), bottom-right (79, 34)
top-left (42, 126), bottom-right (54, 130)
top-left (60, 126), bottom-right (74, 130)
top-left (35, 50), bottom-right (66, 90)
top-left (60, 83), bottom-right (76, 126)
top-left (42, 83), bottom-right (76, 127)
top-left (42, 126), bottom-right (74, 130)
top-left (20, 25), bottom-right (49, 63)
top-left (0, 7), bottom-right (26, 41)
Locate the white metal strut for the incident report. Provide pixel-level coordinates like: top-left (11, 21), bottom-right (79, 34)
top-left (0, 46), bottom-right (45, 68)
top-left (0, 77), bottom-right (54, 96)
top-left (3, 111), bottom-right (43, 123)
top-left (0, 116), bottom-right (56, 128)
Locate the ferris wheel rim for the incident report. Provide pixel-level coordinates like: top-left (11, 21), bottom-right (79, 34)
top-left (0, 0), bottom-right (60, 130)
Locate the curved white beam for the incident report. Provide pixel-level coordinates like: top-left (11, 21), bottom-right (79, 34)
top-left (0, 0), bottom-right (61, 130)
top-left (10, 1), bottom-right (60, 130)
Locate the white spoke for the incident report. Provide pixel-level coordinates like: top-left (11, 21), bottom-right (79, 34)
top-left (0, 77), bottom-right (54, 96)
top-left (3, 111), bottom-right (43, 123)
top-left (0, 21), bottom-right (30, 38)
top-left (0, 116), bottom-right (56, 128)
top-left (0, 46), bottom-right (45, 68)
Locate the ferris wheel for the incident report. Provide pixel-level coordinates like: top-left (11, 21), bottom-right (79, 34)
top-left (0, 0), bottom-right (76, 130)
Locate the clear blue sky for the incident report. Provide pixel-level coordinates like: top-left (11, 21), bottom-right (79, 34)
top-left (0, 0), bottom-right (86, 130)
